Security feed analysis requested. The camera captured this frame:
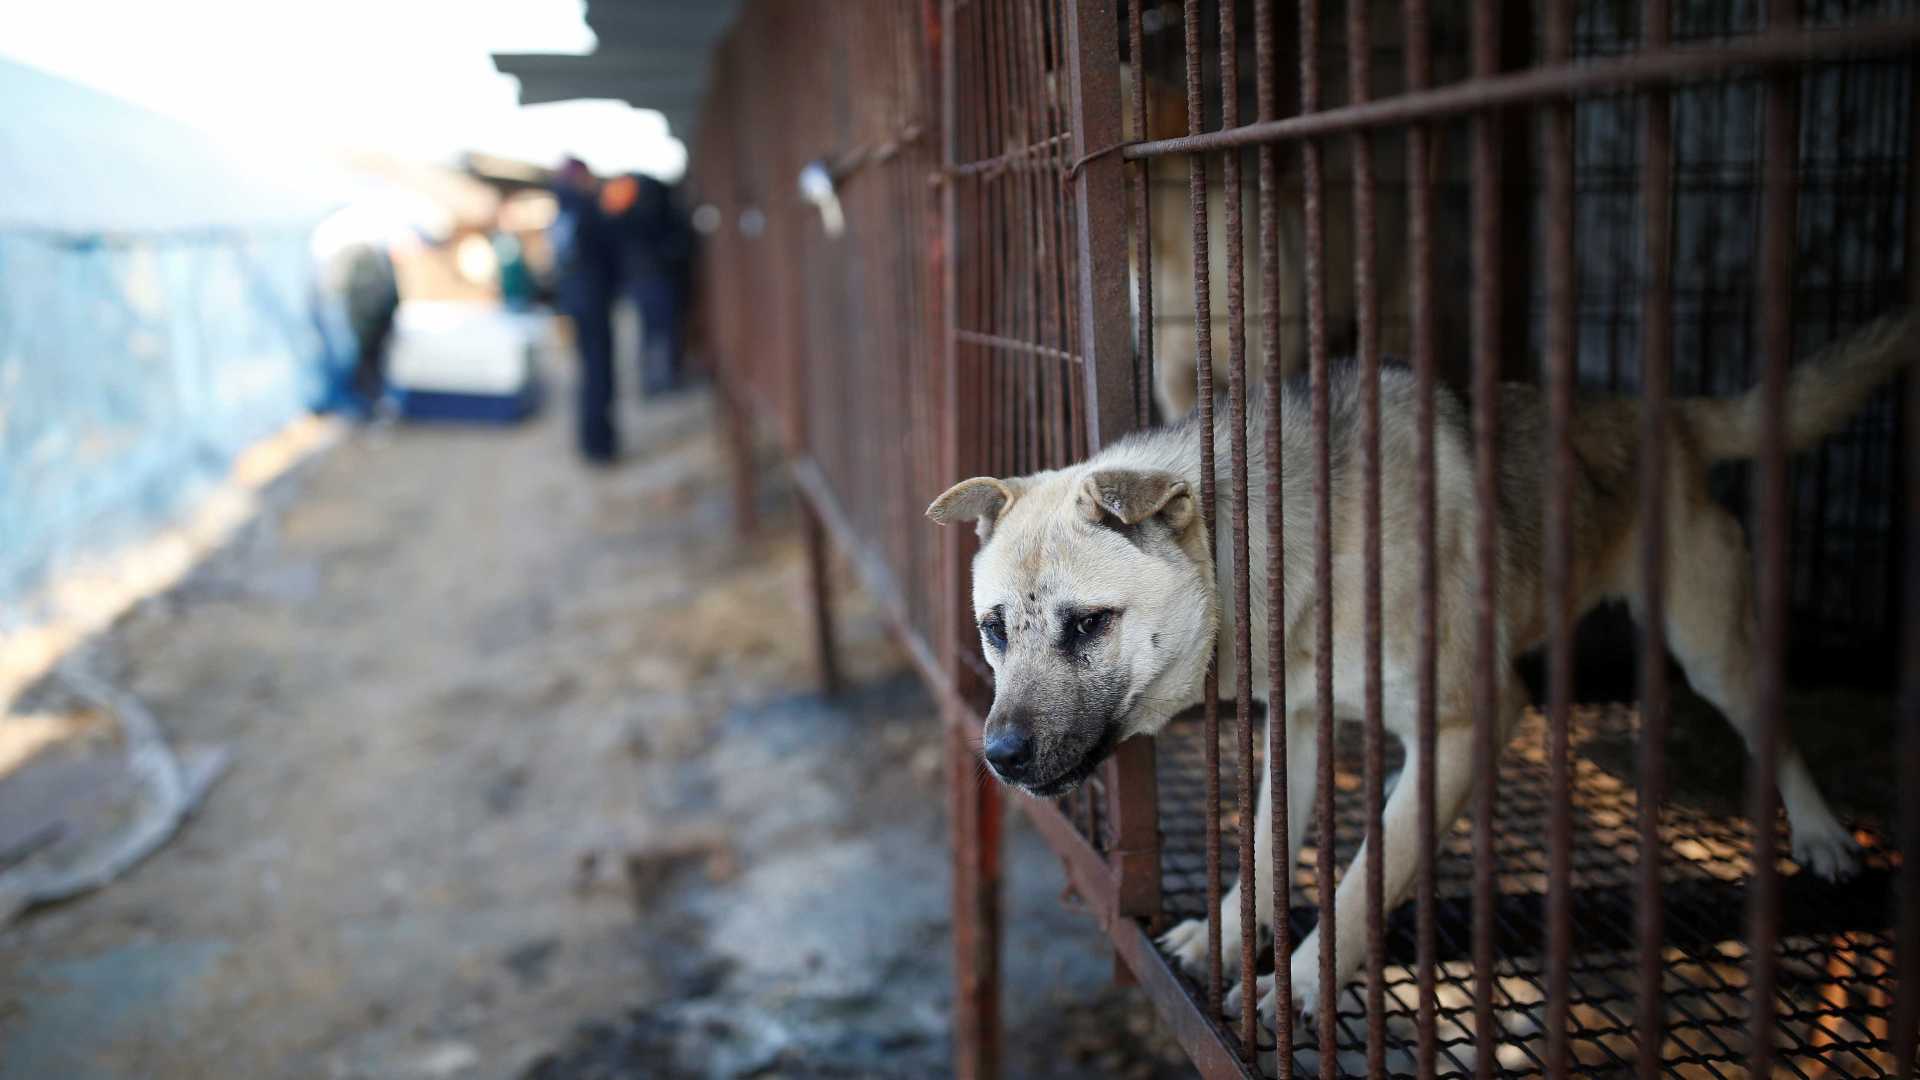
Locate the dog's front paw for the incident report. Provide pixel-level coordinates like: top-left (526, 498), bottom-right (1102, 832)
top-left (1158, 906), bottom-right (1251, 979)
top-left (1241, 971), bottom-right (1319, 1027)
top-left (1158, 917), bottom-right (1212, 977)
top-left (1222, 958), bottom-right (1324, 1028)
top-left (1792, 823), bottom-right (1862, 882)
top-left (1245, 944), bottom-right (1328, 1022)
top-left (1226, 972), bottom-right (1275, 1021)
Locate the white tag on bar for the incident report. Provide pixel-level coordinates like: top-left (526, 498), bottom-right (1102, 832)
top-left (798, 160), bottom-right (845, 238)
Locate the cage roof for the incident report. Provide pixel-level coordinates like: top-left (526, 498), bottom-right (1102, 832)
top-left (491, 0), bottom-right (742, 143)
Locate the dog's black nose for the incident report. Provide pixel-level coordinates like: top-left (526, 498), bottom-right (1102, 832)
top-left (983, 726), bottom-right (1033, 779)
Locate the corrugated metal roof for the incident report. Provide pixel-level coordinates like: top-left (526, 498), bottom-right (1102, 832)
top-left (492, 1), bottom-right (743, 142)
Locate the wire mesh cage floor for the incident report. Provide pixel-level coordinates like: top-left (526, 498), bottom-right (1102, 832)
top-left (1151, 706), bottom-right (1903, 1077)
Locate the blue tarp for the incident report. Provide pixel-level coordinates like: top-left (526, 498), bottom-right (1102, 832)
top-left (0, 59), bottom-right (346, 614)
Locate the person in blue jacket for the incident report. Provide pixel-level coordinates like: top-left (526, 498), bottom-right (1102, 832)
top-left (549, 157), bottom-right (621, 463)
top-left (605, 173), bottom-right (694, 396)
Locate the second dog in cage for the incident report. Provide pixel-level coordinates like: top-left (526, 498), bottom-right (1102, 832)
top-left (927, 308), bottom-right (1913, 1020)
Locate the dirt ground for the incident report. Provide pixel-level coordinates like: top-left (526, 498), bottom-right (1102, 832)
top-left (0, 380), bottom-right (1195, 1079)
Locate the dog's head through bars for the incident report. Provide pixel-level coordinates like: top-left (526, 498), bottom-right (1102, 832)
top-left (928, 464), bottom-right (1217, 795)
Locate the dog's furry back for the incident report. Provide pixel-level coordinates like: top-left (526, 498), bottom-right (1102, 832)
top-left (1127, 307), bottom-right (1918, 679)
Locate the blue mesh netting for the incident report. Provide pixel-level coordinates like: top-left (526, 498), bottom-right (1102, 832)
top-left (0, 230), bottom-right (342, 614)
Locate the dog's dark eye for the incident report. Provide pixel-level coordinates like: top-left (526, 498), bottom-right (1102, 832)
top-left (979, 612), bottom-right (1007, 651)
top-left (1064, 608), bottom-right (1117, 649)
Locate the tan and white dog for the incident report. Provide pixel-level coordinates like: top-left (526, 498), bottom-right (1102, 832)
top-left (927, 309), bottom-right (1912, 1020)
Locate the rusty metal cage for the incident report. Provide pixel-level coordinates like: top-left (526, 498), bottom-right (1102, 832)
top-left (689, 0), bottom-right (1920, 1077)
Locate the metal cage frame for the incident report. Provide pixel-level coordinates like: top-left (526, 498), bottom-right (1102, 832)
top-left (688, 1), bottom-right (1920, 1076)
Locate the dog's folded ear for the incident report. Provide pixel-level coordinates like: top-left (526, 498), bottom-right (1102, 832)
top-left (1081, 469), bottom-right (1195, 532)
top-left (927, 476), bottom-right (1020, 542)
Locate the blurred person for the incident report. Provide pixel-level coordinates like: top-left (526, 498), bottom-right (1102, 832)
top-left (309, 235), bottom-right (401, 419)
top-left (605, 174), bottom-right (693, 397)
top-left (343, 242), bottom-right (401, 409)
top-left (549, 157), bottom-right (620, 463)
top-left (493, 231), bottom-right (536, 313)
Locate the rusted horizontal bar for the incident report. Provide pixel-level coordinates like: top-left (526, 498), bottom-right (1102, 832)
top-left (946, 131), bottom-right (1071, 176)
top-left (954, 329), bottom-right (1080, 363)
top-left (826, 123), bottom-right (925, 182)
top-left (1109, 921), bottom-right (1261, 1080)
top-left (1121, 19), bottom-right (1920, 161)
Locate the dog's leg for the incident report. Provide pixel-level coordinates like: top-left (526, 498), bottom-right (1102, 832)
top-left (1161, 708), bottom-right (1318, 984)
top-left (1656, 502), bottom-right (1860, 880)
top-left (1232, 718), bottom-right (1478, 1023)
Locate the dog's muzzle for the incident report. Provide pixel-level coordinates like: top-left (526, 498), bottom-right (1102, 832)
top-left (1004, 720), bottom-right (1123, 798)
top-left (982, 725), bottom-right (1035, 782)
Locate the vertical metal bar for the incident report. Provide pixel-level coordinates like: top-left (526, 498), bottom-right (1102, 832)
top-left (1030, 0), bottom-right (1053, 469)
top-left (1635, 0), bottom-right (1674, 1073)
top-left (966, 1), bottom-right (991, 664)
top-left (1033, 0), bottom-right (1056, 470)
top-left (942, 0), bottom-right (966, 694)
top-left (1255, 0), bottom-right (1296, 1067)
top-left (724, 384), bottom-right (760, 539)
top-left (1498, 2), bottom-right (1537, 385)
top-left (949, 714), bottom-right (1004, 1080)
top-left (1066, 0), bottom-right (1158, 924)
top-left (772, 8), bottom-right (804, 459)
top-left (1057, 0), bottom-right (1081, 466)
top-left (1075, 0), bottom-right (1159, 922)
top-left (1217, 0), bottom-right (1260, 1059)
top-left (1037, 0), bottom-right (1069, 462)
top-left (803, 502), bottom-right (844, 697)
top-left (1749, 0), bottom-right (1799, 1068)
top-left (1183, 0), bottom-right (1226, 1024)
top-left (1345, 0), bottom-right (1386, 1066)
top-left (1468, 0), bottom-right (1504, 1071)
top-left (1896, 61), bottom-right (1920, 1080)
top-left (880, 6), bottom-right (910, 609)
top-left (1299, 0), bottom-right (1338, 1063)
top-left (1050, 0), bottom-right (1087, 465)
top-left (1060, 3), bottom-right (1087, 463)
top-left (1403, 0), bottom-right (1439, 1071)
top-left (1543, 0), bottom-right (1575, 1075)
top-left (942, 0), bottom-right (963, 692)
top-left (907, 0), bottom-right (933, 658)
top-left (973, 0), bottom-right (998, 479)
top-left (916, 1), bottom-right (946, 641)
top-left (1006, 0), bottom-right (1042, 475)
top-left (1130, 0), bottom-right (1154, 429)
top-left (994, 0), bottom-right (1028, 475)
top-left (1107, 727), bottom-right (1162, 919)
top-left (1021, 0), bottom-right (1065, 469)
top-left (984, 0), bottom-right (1012, 476)
top-left (941, 4), bottom-right (1002, 1075)
top-left (1066, 0), bottom-right (1136, 452)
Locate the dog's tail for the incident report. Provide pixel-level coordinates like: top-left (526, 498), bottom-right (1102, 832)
top-left (1680, 307), bottom-right (1918, 463)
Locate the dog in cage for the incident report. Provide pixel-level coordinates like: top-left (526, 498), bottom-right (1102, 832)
top-left (926, 308), bottom-right (1912, 1021)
